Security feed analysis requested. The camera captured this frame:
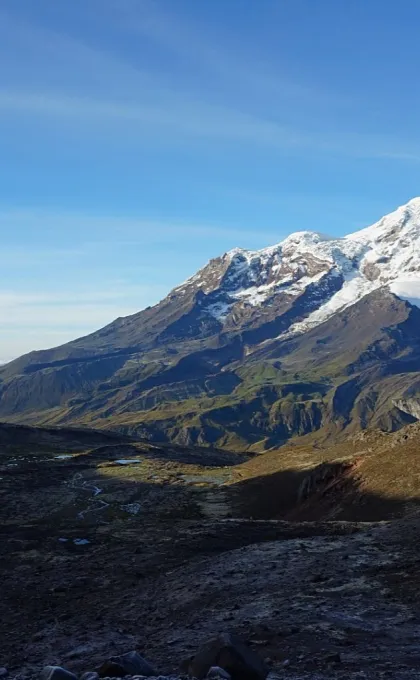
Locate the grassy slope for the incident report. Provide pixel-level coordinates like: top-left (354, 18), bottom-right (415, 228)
top-left (3, 292), bottom-right (420, 452)
top-left (226, 422), bottom-right (420, 521)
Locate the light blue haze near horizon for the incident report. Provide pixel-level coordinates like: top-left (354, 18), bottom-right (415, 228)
top-left (1, 0), bottom-right (420, 361)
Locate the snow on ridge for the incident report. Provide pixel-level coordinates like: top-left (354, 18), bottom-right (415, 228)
top-left (276, 199), bottom-right (420, 336)
top-left (282, 272), bottom-right (378, 339)
top-left (345, 197), bottom-right (420, 243)
top-left (206, 300), bottom-right (232, 320)
top-left (173, 197), bottom-right (420, 328)
top-left (389, 279), bottom-right (420, 309)
top-left (224, 197), bottom-right (420, 265)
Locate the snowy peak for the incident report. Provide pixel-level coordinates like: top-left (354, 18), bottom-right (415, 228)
top-left (172, 198), bottom-right (420, 337)
top-left (348, 199), bottom-right (420, 295)
top-left (346, 196), bottom-right (420, 243)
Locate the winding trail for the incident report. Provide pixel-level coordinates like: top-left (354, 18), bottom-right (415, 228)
top-left (70, 472), bottom-right (110, 519)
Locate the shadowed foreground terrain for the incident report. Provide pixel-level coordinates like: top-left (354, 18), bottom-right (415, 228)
top-left (3, 422), bottom-right (420, 679)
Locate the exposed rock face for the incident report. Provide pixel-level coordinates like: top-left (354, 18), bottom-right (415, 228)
top-left (3, 199), bottom-right (420, 448)
top-left (393, 397), bottom-right (420, 420)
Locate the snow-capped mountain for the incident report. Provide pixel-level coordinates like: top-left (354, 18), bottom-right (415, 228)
top-left (3, 198), bottom-right (420, 450)
top-left (173, 197), bottom-right (420, 339)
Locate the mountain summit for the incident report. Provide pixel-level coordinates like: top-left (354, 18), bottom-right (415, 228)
top-left (173, 196), bottom-right (420, 337)
top-left (3, 198), bottom-right (420, 449)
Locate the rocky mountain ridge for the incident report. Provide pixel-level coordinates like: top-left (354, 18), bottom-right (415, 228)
top-left (2, 198), bottom-right (420, 448)
top-left (172, 196), bottom-right (420, 336)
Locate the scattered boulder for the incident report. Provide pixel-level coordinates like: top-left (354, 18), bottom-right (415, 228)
top-left (41, 667), bottom-right (78, 680)
top-left (81, 673), bottom-right (99, 680)
top-left (188, 633), bottom-right (268, 680)
top-left (206, 667), bottom-right (231, 680)
top-left (0, 669), bottom-right (8, 678)
top-left (98, 651), bottom-right (157, 678)
top-left (323, 652), bottom-right (341, 665)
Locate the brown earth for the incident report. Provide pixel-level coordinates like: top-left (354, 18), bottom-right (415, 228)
top-left (2, 425), bottom-right (420, 679)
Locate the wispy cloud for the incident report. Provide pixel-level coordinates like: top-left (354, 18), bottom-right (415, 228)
top-left (0, 330), bottom-right (79, 363)
top-left (0, 207), bottom-right (283, 247)
top-left (0, 248), bottom-right (85, 270)
top-left (105, 0), bottom-right (330, 105)
top-left (0, 89), bottom-right (296, 147)
top-left (0, 283), bottom-right (167, 323)
top-left (3, 88), bottom-right (420, 162)
top-left (0, 6), bottom-right (154, 94)
top-left (0, 1), bottom-right (330, 108)
top-left (1, 4), bottom-right (419, 161)
top-left (0, 287), bottom-right (163, 308)
top-left (1, 302), bottom-right (139, 328)
top-left (0, 283), bottom-right (167, 359)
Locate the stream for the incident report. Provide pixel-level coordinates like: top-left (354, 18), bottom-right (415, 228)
top-left (70, 472), bottom-right (110, 519)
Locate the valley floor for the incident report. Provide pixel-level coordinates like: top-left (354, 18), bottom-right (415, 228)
top-left (2, 429), bottom-right (420, 679)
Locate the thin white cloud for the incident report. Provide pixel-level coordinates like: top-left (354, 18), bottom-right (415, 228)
top-left (0, 283), bottom-right (167, 358)
top-left (0, 89), bottom-right (300, 148)
top-left (0, 207), bottom-right (282, 247)
top-left (1, 303), bottom-right (139, 328)
top-left (0, 245), bottom-right (86, 269)
top-left (0, 329), bottom-right (101, 362)
top-left (106, 0), bottom-right (326, 104)
top-left (0, 286), bottom-right (165, 308)
top-left (0, 6), bottom-right (418, 161)
top-left (0, 1), bottom-right (333, 108)
top-left (0, 6), bottom-right (155, 94)
top-left (1, 87), bottom-right (419, 162)
top-left (0, 284), bottom-right (165, 323)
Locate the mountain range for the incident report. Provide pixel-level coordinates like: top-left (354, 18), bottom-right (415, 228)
top-left (3, 197), bottom-right (420, 450)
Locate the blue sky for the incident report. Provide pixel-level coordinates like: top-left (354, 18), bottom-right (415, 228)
top-left (2, 0), bottom-right (420, 360)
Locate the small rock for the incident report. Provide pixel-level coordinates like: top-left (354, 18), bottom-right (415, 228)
top-left (206, 667), bottom-right (231, 680)
top-left (324, 652), bottom-right (341, 665)
top-left (81, 673), bottom-right (99, 680)
top-left (32, 631), bottom-right (45, 641)
top-left (99, 651), bottom-right (157, 678)
top-left (188, 632), bottom-right (268, 680)
top-left (41, 667), bottom-right (78, 680)
top-left (64, 644), bottom-right (93, 660)
top-left (0, 669), bottom-right (8, 678)
top-left (50, 585), bottom-right (68, 594)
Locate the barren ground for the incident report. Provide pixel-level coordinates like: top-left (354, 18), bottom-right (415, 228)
top-left (2, 434), bottom-right (420, 680)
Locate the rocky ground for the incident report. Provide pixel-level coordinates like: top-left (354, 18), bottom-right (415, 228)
top-left (3, 434), bottom-right (420, 679)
